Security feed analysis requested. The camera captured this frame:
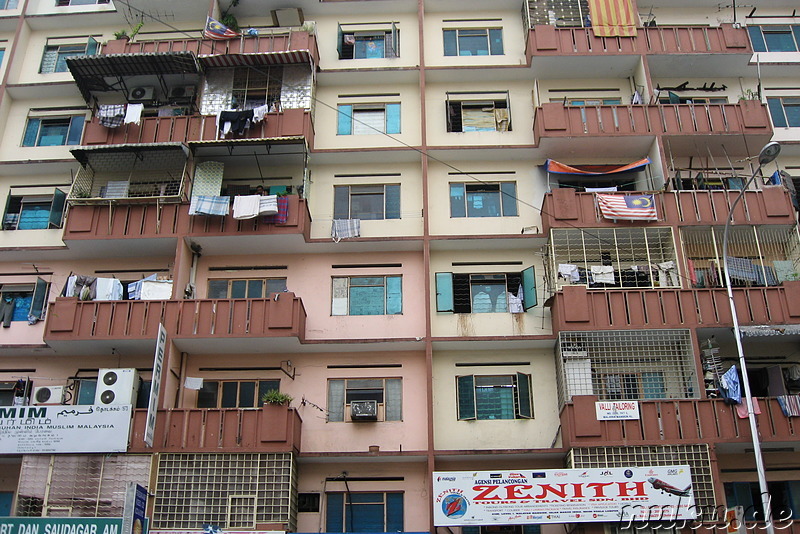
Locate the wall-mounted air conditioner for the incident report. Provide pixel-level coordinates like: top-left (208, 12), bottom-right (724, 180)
top-left (33, 385), bottom-right (65, 405)
top-left (128, 86), bottom-right (155, 102)
top-left (95, 368), bottom-right (139, 405)
top-left (169, 85), bottom-right (196, 101)
top-left (350, 400), bottom-right (378, 421)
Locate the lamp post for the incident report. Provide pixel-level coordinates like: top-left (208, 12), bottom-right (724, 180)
top-left (721, 141), bottom-right (781, 534)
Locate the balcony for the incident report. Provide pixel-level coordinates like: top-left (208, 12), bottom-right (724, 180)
top-left (550, 283), bottom-right (800, 333)
top-left (643, 24), bottom-right (750, 55)
top-left (43, 293), bottom-right (307, 354)
top-left (81, 108), bottom-right (314, 147)
top-left (561, 395), bottom-right (800, 447)
top-left (127, 405), bottom-right (302, 453)
top-left (540, 188), bottom-right (796, 232)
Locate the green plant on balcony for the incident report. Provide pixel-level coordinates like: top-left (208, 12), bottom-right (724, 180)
top-left (261, 389), bottom-right (293, 406)
top-left (114, 21), bottom-right (144, 41)
top-left (739, 88), bottom-right (759, 101)
top-left (220, 0), bottom-right (240, 32)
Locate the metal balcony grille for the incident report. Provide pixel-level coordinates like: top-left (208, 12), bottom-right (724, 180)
top-left (528, 0), bottom-right (590, 27)
top-left (568, 444), bottom-right (715, 510)
top-left (682, 225), bottom-right (800, 288)
top-left (555, 330), bottom-right (698, 404)
top-left (152, 453), bottom-right (296, 531)
top-left (16, 454), bottom-right (152, 517)
top-left (546, 227), bottom-right (678, 291)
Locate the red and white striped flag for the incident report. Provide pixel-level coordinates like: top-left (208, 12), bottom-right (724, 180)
top-left (596, 193), bottom-right (657, 220)
top-left (203, 17), bottom-right (240, 40)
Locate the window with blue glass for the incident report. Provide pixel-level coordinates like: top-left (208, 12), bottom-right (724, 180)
top-left (334, 184), bottom-right (401, 220)
top-left (325, 492), bottom-right (403, 533)
top-left (39, 37), bottom-right (98, 73)
top-left (22, 116), bottom-right (85, 147)
top-left (332, 276), bottom-right (402, 316)
top-left (725, 481), bottom-right (800, 521)
top-left (337, 103), bottom-right (401, 135)
top-left (450, 182), bottom-right (517, 218)
top-left (444, 28), bottom-right (504, 56)
top-left (337, 23), bottom-right (399, 59)
top-left (0, 280), bottom-right (48, 325)
top-left (748, 25), bottom-right (800, 52)
top-left (0, 0), bottom-right (19, 9)
top-left (436, 269), bottom-right (537, 313)
top-left (457, 373), bottom-right (533, 420)
top-left (767, 97), bottom-right (800, 127)
top-left (3, 190), bottom-right (66, 230)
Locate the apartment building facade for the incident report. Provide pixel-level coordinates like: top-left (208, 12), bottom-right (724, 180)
top-left (0, 0), bottom-right (798, 533)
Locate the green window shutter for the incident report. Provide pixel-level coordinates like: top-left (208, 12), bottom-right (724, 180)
top-left (516, 372), bottom-right (533, 418)
top-left (66, 115), bottom-right (84, 145)
top-left (327, 379), bottom-right (345, 422)
top-left (336, 25), bottom-right (344, 59)
top-left (747, 26), bottom-right (766, 52)
top-left (86, 36), bottom-right (99, 56)
top-left (77, 379), bottom-right (97, 405)
top-left (333, 185), bottom-right (350, 219)
top-left (30, 278), bottom-right (48, 320)
top-left (385, 184), bottom-right (400, 219)
top-left (385, 103), bottom-right (401, 134)
top-left (500, 182), bottom-right (517, 216)
top-left (456, 375), bottom-right (476, 420)
top-left (521, 265), bottom-right (537, 309)
top-left (23, 118), bottom-right (40, 146)
top-left (767, 98), bottom-right (787, 128)
top-left (49, 188), bottom-right (67, 228)
top-left (386, 275), bottom-right (402, 314)
top-left (443, 30), bottom-right (457, 56)
top-left (435, 272), bottom-right (454, 312)
top-left (337, 104), bottom-right (353, 135)
top-left (489, 28), bottom-right (504, 55)
top-left (385, 378), bottom-right (402, 421)
top-left (325, 493), bottom-right (345, 532)
top-left (449, 183), bottom-right (466, 217)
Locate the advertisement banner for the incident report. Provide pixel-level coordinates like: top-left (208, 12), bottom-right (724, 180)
top-left (433, 466), bottom-right (696, 526)
top-left (0, 404), bottom-right (132, 454)
top-left (145, 324), bottom-right (167, 448)
top-left (595, 401), bottom-right (640, 420)
top-left (122, 483), bottom-right (148, 534)
top-left (0, 516), bottom-right (124, 534)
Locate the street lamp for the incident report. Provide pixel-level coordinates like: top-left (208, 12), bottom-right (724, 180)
top-left (721, 141), bottom-right (781, 534)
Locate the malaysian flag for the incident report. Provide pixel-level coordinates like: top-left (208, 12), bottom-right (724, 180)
top-left (596, 193), bottom-right (657, 220)
top-left (203, 17), bottom-right (240, 40)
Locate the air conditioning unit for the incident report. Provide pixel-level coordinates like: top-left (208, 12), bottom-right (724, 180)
top-left (33, 386), bottom-right (65, 405)
top-left (95, 368), bottom-right (139, 406)
top-left (350, 400), bottom-right (378, 421)
top-left (128, 86), bottom-right (155, 102)
top-left (169, 85), bottom-right (196, 102)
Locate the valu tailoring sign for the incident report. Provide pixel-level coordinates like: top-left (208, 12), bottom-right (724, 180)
top-left (0, 404), bottom-right (132, 454)
top-left (433, 466), bottom-right (696, 526)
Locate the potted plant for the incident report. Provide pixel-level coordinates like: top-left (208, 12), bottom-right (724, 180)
top-left (261, 389), bottom-right (293, 406)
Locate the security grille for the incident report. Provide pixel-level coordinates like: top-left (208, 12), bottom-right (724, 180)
top-left (555, 330), bottom-right (698, 404)
top-left (153, 453), bottom-right (296, 531)
top-left (528, 0), bottom-right (590, 27)
top-left (682, 225), bottom-right (800, 288)
top-left (16, 454), bottom-right (152, 517)
top-left (568, 444), bottom-right (715, 510)
top-left (547, 227), bottom-right (678, 291)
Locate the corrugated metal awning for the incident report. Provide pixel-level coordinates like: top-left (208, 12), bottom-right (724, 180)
top-left (198, 50), bottom-right (312, 68)
top-left (740, 325), bottom-right (800, 337)
top-left (70, 143), bottom-right (189, 166)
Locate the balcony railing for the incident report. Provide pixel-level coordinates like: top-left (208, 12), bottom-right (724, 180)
top-left (534, 101), bottom-right (772, 141)
top-left (561, 395), bottom-right (800, 447)
top-left (127, 406), bottom-right (302, 453)
top-left (551, 283), bottom-right (800, 332)
top-left (63, 196), bottom-right (310, 241)
top-left (643, 24), bottom-right (751, 54)
top-left (82, 108), bottom-right (314, 146)
top-left (540, 188), bottom-right (796, 231)
top-left (528, 25), bottom-right (641, 55)
top-left (44, 294), bottom-right (307, 343)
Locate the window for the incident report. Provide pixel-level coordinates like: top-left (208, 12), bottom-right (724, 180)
top-left (3, 190), bottom-right (66, 230)
top-left (748, 25), bottom-right (800, 52)
top-left (0, 49), bottom-right (5, 67)
top-left (332, 276), bottom-right (402, 316)
top-left (39, 37), bottom-right (98, 73)
top-left (0, 279), bottom-right (48, 324)
top-left (767, 97), bottom-right (800, 128)
top-left (56, 0), bottom-right (111, 5)
top-left (446, 92), bottom-right (510, 132)
top-left (231, 66), bottom-right (282, 111)
top-left (22, 116), bottom-right (84, 146)
top-left (334, 185), bottom-right (400, 220)
top-left (657, 96), bottom-right (727, 105)
top-left (207, 278), bottom-right (287, 299)
top-left (337, 103), bottom-right (401, 135)
top-left (74, 379), bottom-right (96, 405)
top-left (565, 99), bottom-right (622, 106)
top-left (725, 481), bottom-right (800, 521)
top-left (338, 23), bottom-right (399, 59)
top-left (443, 28), bottom-right (503, 56)
top-left (0, 381), bottom-right (28, 406)
top-left (436, 268), bottom-right (536, 313)
top-left (327, 378), bottom-right (402, 422)
top-left (326, 492), bottom-right (403, 533)
top-left (0, 0), bottom-right (19, 9)
top-left (600, 372), bottom-right (666, 400)
top-left (449, 182), bottom-right (517, 218)
top-left (197, 380), bottom-right (281, 408)
top-left (456, 373), bottom-right (533, 420)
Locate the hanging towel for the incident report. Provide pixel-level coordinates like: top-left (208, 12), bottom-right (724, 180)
top-left (124, 103), bottom-right (144, 125)
top-left (777, 395), bottom-right (800, 417)
top-left (774, 260), bottom-right (797, 283)
top-left (95, 278), bottom-right (123, 301)
top-left (97, 104), bottom-right (125, 128)
top-left (736, 397), bottom-right (761, 419)
top-left (726, 257), bottom-right (758, 282)
top-left (331, 219), bottom-right (361, 242)
top-left (189, 195), bottom-right (230, 216)
top-left (258, 194), bottom-right (279, 215)
top-left (232, 195), bottom-right (262, 219)
top-left (631, 90), bottom-right (642, 104)
top-left (184, 377), bottom-right (204, 390)
top-left (141, 280), bottom-right (173, 300)
top-left (720, 365), bottom-right (741, 404)
top-left (128, 274), bottom-right (158, 300)
top-left (687, 259), bottom-right (697, 286)
top-left (262, 196), bottom-right (290, 224)
top-left (253, 104), bottom-right (270, 123)
top-left (657, 261), bottom-right (680, 287)
top-left (507, 285), bottom-right (524, 313)
top-left (590, 265), bottom-right (615, 284)
top-left (558, 264), bottom-right (581, 283)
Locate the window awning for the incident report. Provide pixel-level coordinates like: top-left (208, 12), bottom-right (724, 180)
top-left (198, 50), bottom-right (313, 68)
top-left (544, 157), bottom-right (651, 175)
top-left (740, 325), bottom-right (800, 337)
top-left (70, 143), bottom-right (189, 167)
